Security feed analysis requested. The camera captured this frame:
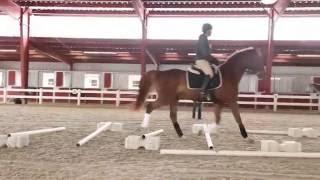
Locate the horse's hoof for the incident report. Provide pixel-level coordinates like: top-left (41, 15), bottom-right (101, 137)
top-left (180, 135), bottom-right (186, 139)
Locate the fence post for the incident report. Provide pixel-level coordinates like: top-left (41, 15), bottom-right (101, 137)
top-left (100, 90), bottom-right (104, 105)
top-left (318, 94), bottom-right (320, 112)
top-left (52, 88), bottom-right (56, 103)
top-left (273, 94), bottom-right (278, 112)
top-left (77, 89), bottom-right (81, 106)
top-left (254, 92), bottom-right (259, 109)
top-left (39, 88), bottom-right (43, 105)
top-left (3, 88), bottom-right (7, 104)
top-left (115, 90), bottom-right (120, 107)
top-left (310, 93), bottom-right (316, 111)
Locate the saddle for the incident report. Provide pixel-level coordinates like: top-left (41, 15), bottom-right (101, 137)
top-left (186, 64), bottom-right (222, 90)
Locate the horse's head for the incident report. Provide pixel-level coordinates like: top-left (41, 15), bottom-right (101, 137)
top-left (240, 47), bottom-right (265, 80)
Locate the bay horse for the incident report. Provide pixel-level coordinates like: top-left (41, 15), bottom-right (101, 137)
top-left (134, 47), bottom-right (265, 139)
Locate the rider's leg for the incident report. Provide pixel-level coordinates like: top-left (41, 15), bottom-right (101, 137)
top-left (195, 60), bottom-right (214, 101)
top-left (200, 75), bottom-right (211, 101)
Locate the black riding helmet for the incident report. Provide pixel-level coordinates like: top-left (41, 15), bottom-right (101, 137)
top-left (202, 23), bottom-right (212, 33)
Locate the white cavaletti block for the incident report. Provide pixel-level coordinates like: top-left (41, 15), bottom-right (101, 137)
top-left (288, 128), bottom-right (303, 138)
top-left (6, 135), bottom-right (30, 148)
top-left (192, 124), bottom-right (205, 135)
top-left (192, 124), bottom-right (218, 135)
top-left (261, 140), bottom-right (280, 152)
top-left (302, 128), bottom-right (318, 138)
top-left (125, 135), bottom-right (160, 150)
top-left (97, 122), bottom-right (123, 132)
top-left (0, 135), bottom-right (7, 148)
top-left (279, 141), bottom-right (302, 152)
top-left (207, 123), bottom-right (219, 134)
top-left (141, 113), bottom-right (151, 128)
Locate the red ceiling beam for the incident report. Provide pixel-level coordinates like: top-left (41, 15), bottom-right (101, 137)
top-left (131, 0), bottom-right (146, 22)
top-left (148, 10), bottom-right (266, 17)
top-left (273, 0), bottom-right (291, 21)
top-left (16, 0), bottom-right (132, 8)
top-left (31, 9), bottom-right (136, 16)
top-left (144, 1), bottom-right (262, 9)
top-left (30, 42), bottom-right (72, 66)
top-left (0, 0), bottom-right (21, 19)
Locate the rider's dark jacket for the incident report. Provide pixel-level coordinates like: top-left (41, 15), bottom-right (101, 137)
top-left (196, 34), bottom-right (219, 65)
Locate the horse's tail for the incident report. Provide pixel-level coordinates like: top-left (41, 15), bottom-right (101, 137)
top-left (134, 71), bottom-right (156, 110)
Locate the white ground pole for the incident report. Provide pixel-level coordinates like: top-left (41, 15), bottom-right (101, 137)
top-left (160, 149), bottom-right (320, 158)
top-left (141, 129), bottom-right (164, 139)
top-left (246, 130), bottom-right (287, 135)
top-left (77, 122), bottom-right (112, 147)
top-left (8, 127), bottom-right (66, 137)
top-left (141, 113), bottom-right (151, 128)
top-left (204, 125), bottom-right (214, 150)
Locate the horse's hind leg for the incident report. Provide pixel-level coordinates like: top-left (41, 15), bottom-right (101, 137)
top-left (192, 103), bottom-right (197, 119)
top-left (141, 99), bottom-right (166, 128)
top-left (170, 102), bottom-right (183, 137)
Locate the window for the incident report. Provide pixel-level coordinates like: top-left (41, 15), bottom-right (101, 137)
top-left (55, 71), bottom-right (64, 87)
top-left (42, 72), bottom-right (55, 87)
top-left (104, 73), bottom-right (113, 89)
top-left (84, 74), bottom-right (100, 89)
top-left (7, 70), bottom-right (21, 87)
top-left (128, 75), bottom-right (141, 90)
top-left (0, 72), bottom-right (3, 87)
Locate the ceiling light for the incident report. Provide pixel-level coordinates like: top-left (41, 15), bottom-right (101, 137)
top-left (165, 52), bottom-right (178, 55)
top-left (187, 53), bottom-right (196, 56)
top-left (297, 54), bottom-right (320, 58)
top-left (83, 51), bottom-right (117, 55)
top-left (261, 0), bottom-right (278, 5)
top-left (0, 49), bottom-right (16, 53)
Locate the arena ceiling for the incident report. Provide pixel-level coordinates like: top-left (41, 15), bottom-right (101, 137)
top-left (0, 0), bottom-right (320, 66)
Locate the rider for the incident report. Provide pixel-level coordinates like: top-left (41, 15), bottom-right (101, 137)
top-left (195, 23), bottom-right (219, 101)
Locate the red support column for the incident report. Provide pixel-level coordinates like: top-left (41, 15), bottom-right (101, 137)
top-left (265, 8), bottom-right (275, 94)
top-left (132, 0), bottom-right (148, 75)
top-left (259, 8), bottom-right (275, 93)
top-left (140, 10), bottom-right (147, 75)
top-left (20, 7), bottom-right (31, 89)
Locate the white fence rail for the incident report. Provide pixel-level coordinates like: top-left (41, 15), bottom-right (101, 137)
top-left (0, 88), bottom-right (319, 112)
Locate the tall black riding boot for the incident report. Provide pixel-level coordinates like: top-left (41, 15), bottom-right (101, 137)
top-left (200, 75), bottom-right (211, 101)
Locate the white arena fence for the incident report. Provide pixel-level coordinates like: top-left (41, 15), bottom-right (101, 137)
top-left (0, 88), bottom-right (319, 112)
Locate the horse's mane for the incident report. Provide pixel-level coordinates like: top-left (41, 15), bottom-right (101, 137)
top-left (223, 47), bottom-right (255, 63)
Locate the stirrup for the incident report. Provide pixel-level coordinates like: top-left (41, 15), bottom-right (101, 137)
top-left (200, 91), bottom-right (211, 102)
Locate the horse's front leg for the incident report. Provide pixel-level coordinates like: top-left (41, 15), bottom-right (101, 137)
top-left (229, 102), bottom-right (248, 138)
top-left (214, 103), bottom-right (223, 125)
top-left (170, 102), bottom-right (183, 137)
top-left (204, 103), bottom-right (223, 134)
